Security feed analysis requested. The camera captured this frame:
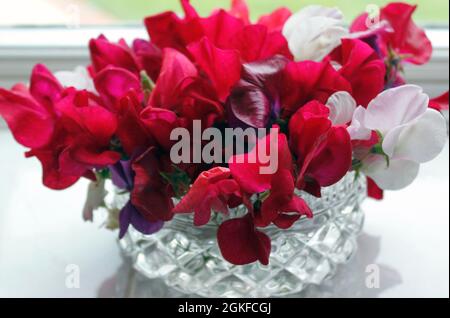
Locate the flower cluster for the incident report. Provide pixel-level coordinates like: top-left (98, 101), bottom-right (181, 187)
top-left (0, 0), bottom-right (448, 265)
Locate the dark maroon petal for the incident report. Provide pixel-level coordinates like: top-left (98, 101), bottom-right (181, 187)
top-left (217, 215), bottom-right (271, 265)
top-left (227, 56), bottom-right (288, 129)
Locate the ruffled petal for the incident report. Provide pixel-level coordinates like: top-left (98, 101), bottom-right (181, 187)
top-left (390, 109), bottom-right (447, 163)
top-left (330, 39), bottom-right (385, 107)
top-left (149, 48), bottom-right (198, 109)
top-left (257, 7), bottom-right (292, 32)
top-left (0, 86), bottom-right (54, 149)
top-left (283, 6), bottom-right (347, 61)
top-left (229, 0), bottom-right (250, 24)
top-left (364, 85), bottom-right (429, 134)
top-left (326, 91), bottom-right (357, 125)
top-left (188, 37), bottom-right (241, 101)
top-left (94, 66), bottom-right (141, 111)
top-left (363, 156), bottom-right (420, 190)
top-left (347, 106), bottom-right (372, 140)
top-left (89, 35), bottom-right (140, 75)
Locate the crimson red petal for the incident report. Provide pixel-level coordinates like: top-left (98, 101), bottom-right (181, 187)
top-left (367, 177), bottom-right (384, 200)
top-left (89, 35), bottom-right (140, 75)
top-left (217, 215), bottom-right (271, 265)
top-left (429, 91), bottom-right (449, 111)
top-left (173, 167), bottom-right (240, 226)
top-left (149, 48), bottom-right (198, 109)
top-left (331, 39), bottom-right (385, 107)
top-left (0, 86), bottom-right (54, 149)
top-left (381, 3), bottom-right (432, 65)
top-left (230, 24), bottom-right (292, 62)
top-left (257, 7), bottom-right (292, 32)
top-left (280, 61), bottom-right (351, 116)
top-left (29, 64), bottom-right (63, 110)
top-left (229, 0), bottom-right (250, 24)
top-left (132, 39), bottom-right (163, 82)
top-left (94, 66), bottom-right (141, 111)
top-left (229, 130), bottom-right (292, 194)
top-left (188, 37), bottom-right (241, 101)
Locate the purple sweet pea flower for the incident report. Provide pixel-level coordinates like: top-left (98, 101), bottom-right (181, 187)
top-left (110, 160), bottom-right (165, 239)
top-left (226, 55), bottom-right (288, 129)
top-left (119, 201), bottom-right (164, 238)
top-left (110, 160), bottom-right (133, 190)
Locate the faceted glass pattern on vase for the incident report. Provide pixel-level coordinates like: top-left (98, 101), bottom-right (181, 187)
top-left (118, 173), bottom-right (367, 297)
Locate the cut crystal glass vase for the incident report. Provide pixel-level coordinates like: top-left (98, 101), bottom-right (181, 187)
top-left (118, 173), bottom-right (366, 298)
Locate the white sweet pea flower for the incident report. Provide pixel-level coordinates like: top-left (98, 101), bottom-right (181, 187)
top-left (55, 66), bottom-right (96, 92)
top-left (348, 85), bottom-right (448, 190)
top-left (282, 5), bottom-right (348, 61)
top-left (326, 91), bottom-right (357, 125)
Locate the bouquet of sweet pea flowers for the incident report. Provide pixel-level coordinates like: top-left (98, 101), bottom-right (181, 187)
top-left (0, 0), bottom-right (448, 266)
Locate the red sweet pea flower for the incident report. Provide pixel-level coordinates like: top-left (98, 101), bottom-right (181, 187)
top-left (90, 35), bottom-right (141, 75)
top-left (257, 7), bottom-right (292, 32)
top-left (0, 83), bottom-right (55, 149)
top-left (218, 214), bottom-right (271, 265)
top-left (188, 37), bottom-right (241, 102)
top-left (140, 107), bottom-right (185, 153)
top-left (28, 88), bottom-right (120, 190)
top-left (1, 64), bottom-right (120, 190)
top-left (351, 2), bottom-right (432, 65)
top-left (229, 130), bottom-right (312, 230)
top-left (173, 167), bottom-right (242, 226)
top-left (149, 48), bottom-right (224, 127)
top-left (330, 39), bottom-right (386, 107)
top-left (150, 48), bottom-right (198, 108)
top-left (256, 169), bottom-right (313, 229)
top-left (132, 39), bottom-right (163, 82)
top-left (94, 66), bottom-right (142, 111)
top-left (229, 129), bottom-right (293, 194)
top-left (228, 0), bottom-right (250, 25)
top-left (227, 0), bottom-right (292, 33)
top-left (429, 91), bottom-right (449, 112)
top-left (279, 60), bottom-right (351, 117)
top-left (145, 0), bottom-right (292, 63)
top-left (289, 101), bottom-right (352, 197)
top-left (115, 91), bottom-right (156, 157)
top-left (131, 147), bottom-right (175, 222)
top-left (89, 35), bottom-right (162, 82)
